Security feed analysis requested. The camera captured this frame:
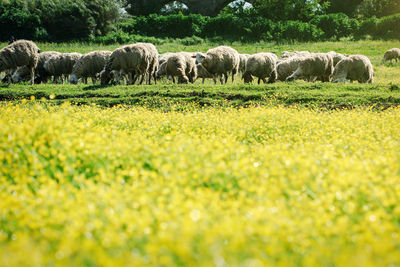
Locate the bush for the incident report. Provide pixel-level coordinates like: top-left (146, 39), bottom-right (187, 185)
top-left (131, 14), bottom-right (208, 38)
top-left (0, 0), bottom-right (42, 41)
top-left (354, 17), bottom-right (378, 39)
top-left (0, 0), bottom-right (119, 42)
top-left (276, 21), bottom-right (324, 42)
top-left (355, 13), bottom-right (400, 40)
top-left (375, 13), bottom-right (400, 40)
top-left (310, 13), bottom-right (359, 40)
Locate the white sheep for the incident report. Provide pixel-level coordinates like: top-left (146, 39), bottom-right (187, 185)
top-left (242, 52), bottom-right (277, 84)
top-left (196, 63), bottom-right (216, 84)
top-left (332, 55), bottom-right (374, 84)
top-left (0, 40), bottom-right (40, 84)
top-left (286, 53), bottom-right (334, 82)
top-left (281, 51), bottom-right (311, 59)
top-left (12, 51), bottom-right (61, 83)
top-left (268, 56), bottom-right (304, 83)
top-left (156, 52), bottom-right (197, 84)
top-left (69, 51), bottom-right (111, 84)
top-left (382, 48), bottom-right (400, 64)
top-left (137, 42), bottom-right (159, 84)
top-left (239, 53), bottom-right (250, 73)
top-left (43, 52), bottom-right (82, 83)
top-left (327, 51), bottom-right (347, 66)
top-left (195, 46), bottom-right (240, 84)
top-left (101, 43), bottom-right (154, 85)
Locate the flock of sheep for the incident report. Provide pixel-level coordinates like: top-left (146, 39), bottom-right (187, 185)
top-left (1, 40), bottom-right (400, 86)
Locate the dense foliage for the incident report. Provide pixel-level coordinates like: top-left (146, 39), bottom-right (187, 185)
top-left (0, 0), bottom-right (400, 42)
top-left (0, 0), bottom-right (119, 41)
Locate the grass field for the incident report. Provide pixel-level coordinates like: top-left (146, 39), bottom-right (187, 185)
top-left (1, 41), bottom-right (400, 266)
top-left (1, 40), bottom-right (400, 109)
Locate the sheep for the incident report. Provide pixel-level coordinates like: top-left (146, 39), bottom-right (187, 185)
top-left (286, 53), bottom-right (334, 82)
top-left (382, 48), bottom-right (400, 64)
top-left (159, 52), bottom-right (174, 66)
top-left (12, 51), bottom-right (61, 83)
top-left (327, 51), bottom-right (347, 66)
top-left (332, 55), bottom-right (374, 84)
top-left (196, 63), bottom-right (216, 84)
top-left (69, 51), bottom-right (111, 84)
top-left (268, 56), bottom-right (304, 83)
top-left (0, 40), bottom-right (40, 84)
top-left (43, 52), bottom-right (82, 83)
top-left (239, 53), bottom-right (250, 73)
top-left (137, 42), bottom-right (159, 84)
top-left (156, 52), bottom-right (197, 84)
top-left (242, 52), bottom-right (277, 84)
top-left (281, 51), bottom-right (311, 59)
top-left (194, 46), bottom-right (240, 84)
top-left (101, 43), bottom-right (153, 85)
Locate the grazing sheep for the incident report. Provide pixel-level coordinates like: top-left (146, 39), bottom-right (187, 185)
top-left (242, 52), bottom-right (277, 84)
top-left (69, 51), bottom-right (111, 84)
top-left (332, 55), bottom-right (374, 84)
top-left (0, 40), bottom-right (40, 84)
top-left (281, 51), bottom-right (311, 59)
top-left (137, 42), bottom-right (159, 84)
top-left (101, 43), bottom-right (153, 85)
top-left (239, 53), bottom-right (250, 73)
top-left (383, 48), bottom-right (400, 64)
top-left (156, 52), bottom-right (197, 84)
top-left (12, 51), bottom-right (61, 83)
top-left (159, 52), bottom-right (174, 66)
top-left (43, 52), bottom-right (82, 83)
top-left (195, 46), bottom-right (240, 84)
top-left (268, 56), bottom-right (304, 83)
top-left (196, 63), bottom-right (216, 84)
top-left (286, 53), bottom-right (334, 82)
top-left (328, 51), bottom-right (347, 66)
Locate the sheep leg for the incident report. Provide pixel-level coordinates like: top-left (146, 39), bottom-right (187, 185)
top-left (91, 77), bottom-right (96, 84)
top-left (139, 72), bottom-right (146, 85)
top-left (219, 75), bottom-right (224, 85)
top-left (224, 73), bottom-right (228, 84)
top-left (29, 67), bottom-right (35, 85)
top-left (172, 76), bottom-right (176, 84)
top-left (232, 69), bottom-right (237, 83)
top-left (202, 78), bottom-right (205, 84)
top-left (153, 72), bottom-right (157, 85)
top-left (257, 78), bottom-right (261, 85)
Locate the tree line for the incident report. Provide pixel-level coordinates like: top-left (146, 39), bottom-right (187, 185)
top-left (0, 0), bottom-right (399, 42)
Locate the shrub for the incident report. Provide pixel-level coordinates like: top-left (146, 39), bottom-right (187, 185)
top-left (131, 14), bottom-right (208, 38)
top-left (310, 13), bottom-right (359, 40)
top-left (0, 0), bottom-right (42, 41)
top-left (276, 21), bottom-right (324, 42)
top-left (375, 13), bottom-right (400, 40)
top-left (354, 16), bottom-right (378, 39)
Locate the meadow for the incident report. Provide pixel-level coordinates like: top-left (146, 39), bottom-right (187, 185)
top-left (1, 40), bottom-right (400, 266)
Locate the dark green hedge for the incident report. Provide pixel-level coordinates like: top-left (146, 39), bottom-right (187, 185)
top-left (1, 0), bottom-right (400, 43)
top-left (0, 0), bottom-right (118, 42)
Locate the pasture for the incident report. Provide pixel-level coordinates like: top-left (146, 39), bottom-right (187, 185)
top-left (1, 40), bottom-right (400, 266)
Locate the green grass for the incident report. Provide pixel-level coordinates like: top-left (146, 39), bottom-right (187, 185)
top-left (1, 40), bottom-right (400, 109)
top-left (1, 82), bottom-right (400, 110)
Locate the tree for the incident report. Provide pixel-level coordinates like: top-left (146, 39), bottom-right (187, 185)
top-left (356, 0), bottom-right (400, 18)
top-left (252, 0), bottom-right (327, 21)
top-left (325, 0), bottom-right (363, 16)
